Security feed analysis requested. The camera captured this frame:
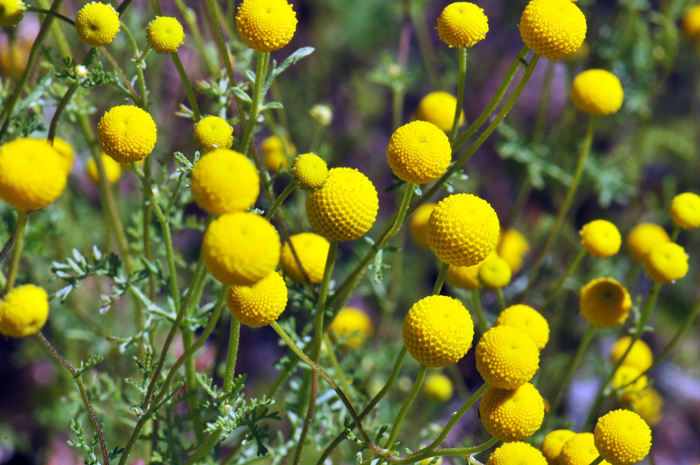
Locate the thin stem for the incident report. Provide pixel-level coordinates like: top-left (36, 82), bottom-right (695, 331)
top-left (4, 212), bottom-right (27, 293)
top-left (540, 249), bottom-right (587, 313)
top-left (385, 365), bottom-right (428, 450)
top-left (121, 22), bottom-right (148, 109)
top-left (392, 437), bottom-right (499, 465)
top-left (48, 81), bottom-right (80, 143)
top-left (182, 329), bottom-right (206, 442)
top-left (589, 456), bottom-right (604, 465)
top-left (471, 289), bottom-right (490, 333)
top-left (265, 181), bottom-right (297, 220)
top-left (450, 48), bottom-right (467, 143)
top-left (223, 317), bottom-right (241, 393)
top-left (532, 60), bottom-right (555, 146)
top-left (324, 334), bottom-right (351, 394)
top-left (408, 7), bottom-right (439, 86)
top-left (171, 51), bottom-right (201, 121)
top-left (172, 0), bottom-right (219, 76)
top-left (549, 325), bottom-right (596, 414)
top-left (101, 46), bottom-right (141, 105)
top-left (25, 6), bottom-right (74, 26)
top-left (671, 225), bottom-right (680, 242)
top-left (240, 51), bottom-right (270, 157)
top-left (433, 262), bottom-right (449, 295)
top-left (204, 0), bottom-right (236, 84)
top-left (496, 288), bottom-right (506, 311)
top-left (183, 431), bottom-right (221, 465)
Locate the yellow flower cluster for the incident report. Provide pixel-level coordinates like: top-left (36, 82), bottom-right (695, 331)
top-left (579, 278), bottom-right (631, 328)
top-left (86, 154), bottom-right (122, 184)
top-left (594, 410), bottom-right (651, 465)
top-left (559, 433), bottom-right (610, 465)
top-left (193, 116), bottom-right (234, 152)
top-left (0, 284), bottom-right (50, 338)
top-left (415, 92), bottom-right (464, 132)
top-left (280, 233), bottom-right (329, 284)
top-left (487, 442), bottom-right (547, 465)
top-left (436, 2), bottom-right (489, 48)
top-left (227, 272), bottom-right (288, 327)
top-left (479, 383), bottom-right (544, 441)
top-left (292, 153), bottom-right (328, 190)
top-left (422, 373), bottom-right (454, 402)
top-left (0, 0), bottom-right (25, 27)
top-left (580, 220), bottom-right (621, 258)
top-left (541, 429), bottom-right (577, 465)
top-left (147, 16), bottom-right (185, 54)
top-left (571, 70), bottom-right (624, 116)
top-left (475, 325), bottom-right (540, 389)
top-left (236, 0), bottom-right (297, 52)
top-left (75, 2), bottom-right (120, 47)
top-left (519, 0), bottom-right (586, 60)
top-left (495, 304), bottom-right (549, 351)
top-left (386, 121), bottom-right (451, 185)
top-left (97, 106), bottom-right (158, 163)
top-left (328, 307), bottom-right (373, 349)
top-left (261, 135), bottom-right (296, 173)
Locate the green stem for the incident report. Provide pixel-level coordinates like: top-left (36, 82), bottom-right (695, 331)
top-left (589, 456), bottom-right (604, 465)
top-left (120, 22), bottom-right (148, 110)
top-left (204, 0), bottom-right (236, 84)
top-left (392, 437), bottom-right (499, 465)
top-left (433, 262), bottom-right (450, 295)
top-left (265, 181), bottom-right (297, 220)
top-left (239, 51), bottom-right (270, 157)
top-left (4, 212), bottom-right (27, 294)
top-left (182, 430), bottom-right (221, 465)
top-left (171, 51), bottom-right (201, 121)
top-left (408, 7), bottom-right (439, 86)
top-left (471, 289), bottom-right (490, 333)
top-left (48, 81), bottom-right (80, 143)
top-left (671, 225), bottom-right (680, 242)
top-left (324, 334), bottom-right (351, 394)
top-left (385, 365), bottom-right (428, 450)
top-left (532, 60), bottom-right (555, 146)
top-left (549, 325), bottom-right (596, 414)
top-left (25, 6), bottom-right (74, 26)
top-left (450, 48), bottom-right (467, 143)
top-left (496, 288), bottom-right (506, 311)
top-left (182, 329), bottom-right (206, 442)
top-left (172, 0), bottom-right (219, 77)
top-left (540, 249), bottom-right (587, 313)
top-left (223, 317), bottom-right (241, 393)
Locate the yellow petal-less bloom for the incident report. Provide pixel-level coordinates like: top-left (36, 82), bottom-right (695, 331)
top-left (436, 2), bottom-right (489, 48)
top-left (479, 383), bottom-right (544, 442)
top-left (540, 429), bottom-right (577, 465)
top-left (631, 387), bottom-right (663, 427)
top-left (0, 138), bottom-right (68, 212)
top-left (402, 295), bottom-right (474, 367)
top-left (386, 121), bottom-right (451, 184)
top-left (580, 220), bottom-right (622, 258)
top-left (147, 17), bottom-right (185, 53)
top-left (280, 232), bottom-right (329, 284)
top-left (497, 229), bottom-right (529, 273)
top-left (190, 149), bottom-right (260, 215)
top-left (75, 2), bottom-right (120, 47)
top-left (643, 242), bottom-right (688, 284)
top-left (427, 194), bottom-right (500, 267)
top-left (236, 0), bottom-right (297, 52)
top-left (579, 278), bottom-right (631, 328)
top-left (86, 154), bottom-right (122, 184)
top-left (0, 0), bottom-right (25, 26)
top-left (97, 106), bottom-right (157, 163)
top-left (193, 116), bottom-right (234, 152)
top-left (495, 304), bottom-right (549, 351)
top-left (226, 271), bottom-right (288, 327)
top-left (422, 373), bottom-right (454, 402)
top-left (52, 137), bottom-right (75, 173)
top-left (409, 203), bottom-right (437, 248)
top-left (446, 263), bottom-right (482, 290)
top-left (487, 442), bottom-right (548, 465)
top-left (560, 433), bottom-right (611, 465)
top-left (594, 410), bottom-right (652, 465)
top-left (519, 0), bottom-right (586, 61)
top-left (261, 135), bottom-right (295, 173)
top-left (0, 284), bottom-right (49, 338)
top-left (202, 212), bottom-right (280, 286)
top-left (682, 5), bottom-right (700, 40)
top-left (612, 365), bottom-right (648, 403)
top-left (571, 70), bottom-right (624, 116)
top-left (292, 153), bottom-right (328, 189)
top-left (475, 325), bottom-right (540, 389)
top-left (626, 223), bottom-right (670, 262)
top-left (306, 167), bottom-right (379, 242)
top-left (328, 307), bottom-right (373, 349)
top-left (478, 254), bottom-right (512, 289)
top-left (609, 336), bottom-right (653, 372)
top-left (670, 192), bottom-right (700, 229)
top-left (416, 92), bottom-right (464, 133)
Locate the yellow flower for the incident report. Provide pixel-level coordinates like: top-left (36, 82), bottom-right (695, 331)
top-left (409, 203), bottom-right (437, 248)
top-left (0, 138), bottom-right (68, 212)
top-left (594, 410), bottom-right (652, 465)
top-left (436, 2), bottom-right (489, 48)
top-left (227, 272), bottom-right (288, 327)
top-left (612, 365), bottom-right (648, 404)
top-left (609, 336), bottom-right (653, 372)
top-left (236, 0), bottom-right (297, 52)
top-left (479, 383), bottom-right (544, 442)
top-left (261, 135), bottom-right (295, 173)
top-left (495, 304), bottom-right (549, 351)
top-left (475, 325), bottom-right (539, 389)
top-left (427, 193), bottom-right (500, 267)
top-left (643, 242), bottom-right (688, 284)
top-left (147, 16), bottom-right (185, 53)
top-left (682, 5), bottom-right (700, 40)
top-left (402, 295), bottom-right (474, 367)
top-left (190, 148), bottom-right (259, 215)
top-left (670, 192), bottom-right (700, 229)
top-left (328, 307), bottom-right (373, 349)
top-left (540, 429), bottom-right (577, 465)
top-left (519, 0), bottom-right (586, 61)
top-left (193, 116), bottom-right (233, 152)
top-left (306, 167), bottom-right (379, 242)
top-left (579, 278), bottom-right (631, 328)
top-left (559, 433), bottom-right (611, 465)
top-left (0, 284), bottom-right (49, 338)
top-left (0, 0), bottom-right (24, 26)
top-left (446, 263), bottom-right (482, 290)
top-left (580, 220), bottom-right (622, 258)
top-left (478, 254), bottom-right (512, 289)
top-left (387, 121), bottom-right (451, 185)
top-left (86, 154), bottom-right (122, 184)
top-left (416, 92), bottom-right (464, 133)
top-left (422, 373), bottom-right (454, 402)
top-left (75, 2), bottom-right (120, 47)
top-left (497, 229), bottom-right (529, 273)
top-left (571, 70), bottom-right (624, 116)
top-left (52, 137), bottom-right (75, 173)
top-left (626, 223), bottom-right (670, 262)
top-left (280, 233), bottom-right (329, 284)
top-left (631, 387), bottom-right (663, 427)
top-left (97, 106), bottom-right (157, 163)
top-left (202, 212), bottom-right (280, 286)
top-left (292, 153), bottom-right (328, 189)
top-left (487, 442), bottom-right (548, 465)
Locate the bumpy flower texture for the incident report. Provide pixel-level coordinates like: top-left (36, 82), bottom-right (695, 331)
top-left (670, 192), bottom-right (700, 229)
top-left (479, 383), bottom-right (544, 441)
top-left (97, 106), bottom-right (157, 163)
top-left (594, 410), bottom-right (652, 465)
top-left (386, 121), bottom-right (451, 185)
top-left (416, 92), bottom-right (464, 132)
top-left (86, 154), bottom-right (122, 184)
top-left (0, 0), bottom-right (25, 26)
top-left (643, 242), bottom-right (688, 284)
top-left (436, 2), bottom-right (489, 48)
top-left (280, 232), bottom-right (329, 284)
top-left (559, 433), bottom-right (611, 465)
top-left (580, 220), bottom-right (622, 258)
top-left (147, 17), bottom-right (185, 53)
top-left (0, 284), bottom-right (50, 338)
top-left (579, 278), bottom-right (631, 328)
top-left (236, 0), bottom-right (297, 52)
top-left (193, 116), bottom-right (234, 152)
top-left (571, 70), bottom-right (624, 116)
top-left (410, 203), bottom-right (437, 248)
top-left (475, 325), bottom-right (540, 389)
top-left (519, 0), bottom-right (586, 60)
top-left (75, 2), bottom-right (120, 47)
top-left (487, 442), bottom-right (548, 465)
top-left (292, 153), bottom-right (328, 189)
top-left (227, 272), bottom-right (288, 327)
top-left (541, 429), bottom-right (577, 465)
top-left (626, 223), bottom-right (670, 262)
top-left (328, 307), bottom-right (373, 349)
top-left (495, 304), bottom-right (549, 351)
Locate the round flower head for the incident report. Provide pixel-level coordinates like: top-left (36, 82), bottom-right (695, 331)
top-left (436, 2), bottom-right (489, 48)
top-left (52, 137), bottom-right (75, 173)
top-left (631, 387), bottom-right (663, 427)
top-left (497, 229), bottom-right (529, 273)
top-left (427, 193), bottom-right (500, 267)
top-left (519, 0), bottom-right (586, 60)
top-left (487, 442), bottom-right (548, 465)
top-left (193, 116), bottom-right (233, 152)
top-left (0, 138), bottom-right (68, 212)
top-left (571, 70), bottom-right (624, 116)
top-left (475, 325), bottom-right (540, 389)
top-left (682, 5), bottom-right (700, 40)
top-left (447, 263), bottom-right (482, 290)
top-left (328, 307), bottom-right (373, 349)
top-left (147, 16), bottom-right (185, 53)
top-left (612, 365), bottom-right (648, 403)
top-left (0, 0), bottom-right (25, 26)
top-left (594, 410), bottom-right (652, 465)
top-left (0, 284), bottom-right (49, 338)
top-left (560, 433), bottom-right (610, 465)
top-left (190, 149), bottom-right (260, 215)
top-left (478, 254), bottom-right (512, 289)
top-left (402, 295), bottom-right (474, 367)
top-left (626, 223), bottom-right (670, 262)
top-left (495, 304), bottom-right (549, 351)
top-left (540, 429), bottom-right (577, 465)
top-left (306, 167), bottom-right (379, 242)
top-left (580, 220), bottom-right (622, 258)
top-left (670, 192), bottom-right (700, 229)
top-left (579, 278), bottom-right (631, 328)
top-left (479, 383), bottom-right (544, 442)
top-left (422, 373), bottom-right (454, 402)
top-left (410, 203), bottom-right (437, 248)
top-left (87, 154), bottom-right (122, 184)
top-left (227, 271), bottom-right (288, 327)
top-left (416, 92), bottom-right (464, 132)
top-left (643, 242), bottom-right (688, 284)
top-left (75, 2), bottom-right (120, 47)
top-left (386, 121), bottom-right (451, 184)
top-left (236, 0), bottom-right (297, 52)
top-left (609, 336), bottom-right (653, 372)
top-left (280, 232), bottom-right (330, 284)
top-left (97, 106), bottom-right (157, 163)
top-left (292, 153), bottom-right (328, 189)
top-left (261, 135), bottom-right (295, 173)
top-left (202, 212), bottom-right (280, 286)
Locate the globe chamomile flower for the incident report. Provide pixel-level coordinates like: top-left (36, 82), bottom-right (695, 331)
top-left (540, 429), bottom-right (577, 465)
top-left (415, 92), bottom-right (464, 132)
top-left (670, 192), bottom-right (700, 229)
top-left (75, 2), bottom-right (120, 47)
top-left (479, 383), bottom-right (545, 442)
top-left (495, 304), bottom-right (549, 351)
top-left (147, 16), bottom-right (185, 53)
top-left (594, 410), bottom-right (652, 465)
top-left (309, 104), bottom-right (333, 127)
top-left (280, 232), bottom-right (330, 284)
top-left (386, 121), bottom-right (451, 185)
top-left (236, 0), bottom-right (297, 52)
top-left (193, 116), bottom-right (233, 152)
top-left (559, 433), bottom-right (611, 465)
top-left (487, 442), bottom-right (548, 465)
top-left (409, 203), bottom-right (437, 248)
top-left (52, 137), bottom-right (75, 173)
top-left (422, 373), bottom-right (454, 402)
top-left (226, 271), bottom-right (288, 327)
top-left (86, 154), bottom-right (122, 184)
top-left (292, 153), bottom-right (328, 189)
top-left (447, 263), bottom-right (482, 290)
top-left (631, 387), bottom-right (663, 427)
top-left (261, 135), bottom-right (296, 173)
top-left (643, 242), bottom-right (688, 284)
top-left (579, 278), bottom-right (631, 328)
top-left (328, 307), bottom-right (373, 349)
top-left (519, 0), bottom-right (586, 60)
top-left (609, 336), bottom-right (653, 372)
top-left (478, 254), bottom-right (512, 289)
top-left (97, 106), bottom-right (157, 163)
top-left (475, 325), bottom-right (540, 389)
top-left (402, 295), bottom-right (474, 367)
top-left (571, 70), bottom-right (624, 116)
top-left (580, 220), bottom-right (622, 258)
top-left (0, 284), bottom-right (49, 338)
top-left (626, 223), bottom-right (670, 262)
top-left (0, 0), bottom-right (25, 27)
top-left (681, 5), bottom-right (700, 40)
top-left (497, 229), bottom-right (529, 273)
top-left (436, 2), bottom-right (489, 48)
top-left (612, 365), bottom-right (648, 403)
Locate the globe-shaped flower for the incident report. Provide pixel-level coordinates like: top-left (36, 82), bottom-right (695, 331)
top-left (227, 271), bottom-right (288, 327)
top-left (580, 220), bottom-right (622, 258)
top-left (193, 116), bottom-right (233, 152)
top-left (478, 254), bottom-right (512, 289)
top-left (386, 121), bottom-right (451, 184)
top-left (410, 203), bottom-right (437, 248)
top-left (0, 284), bottom-right (49, 338)
top-left (579, 278), bottom-right (631, 328)
top-left (97, 106), bottom-right (157, 163)
top-left (495, 304), bottom-right (549, 351)
top-left (479, 383), bottom-right (544, 442)
top-left (280, 233), bottom-right (330, 284)
top-left (612, 365), bottom-right (648, 403)
top-left (236, 0), bottom-right (297, 52)
top-left (0, 0), bottom-right (25, 26)
top-left (609, 336), bottom-right (653, 372)
top-left (497, 229), bottom-right (529, 273)
top-left (328, 307), bottom-right (373, 349)
top-left (416, 92), bottom-right (464, 132)
top-left (447, 263), bottom-right (483, 290)
top-left (487, 442), bottom-right (548, 465)
top-left (519, 0), bottom-right (586, 60)
top-left (643, 242), bottom-right (688, 284)
top-left (86, 154), bottom-right (122, 184)
top-left (594, 410), bottom-right (652, 465)
top-left (52, 137), bottom-right (75, 173)
top-left (560, 433), bottom-right (611, 465)
top-left (475, 325), bottom-right (540, 389)
top-left (571, 70), bottom-right (624, 116)
top-left (631, 387), bottom-right (663, 427)
top-left (682, 5), bottom-right (700, 40)
top-left (626, 223), bottom-right (670, 262)
top-left (292, 153), bottom-right (328, 189)
top-left (261, 135), bottom-right (295, 173)
top-left (147, 17), bottom-right (185, 53)
top-left (76, 2), bottom-right (120, 47)
top-left (540, 429), bottom-right (577, 465)
top-left (670, 192), bottom-right (700, 229)
top-left (436, 2), bottom-right (489, 48)
top-left (422, 373), bottom-right (454, 402)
